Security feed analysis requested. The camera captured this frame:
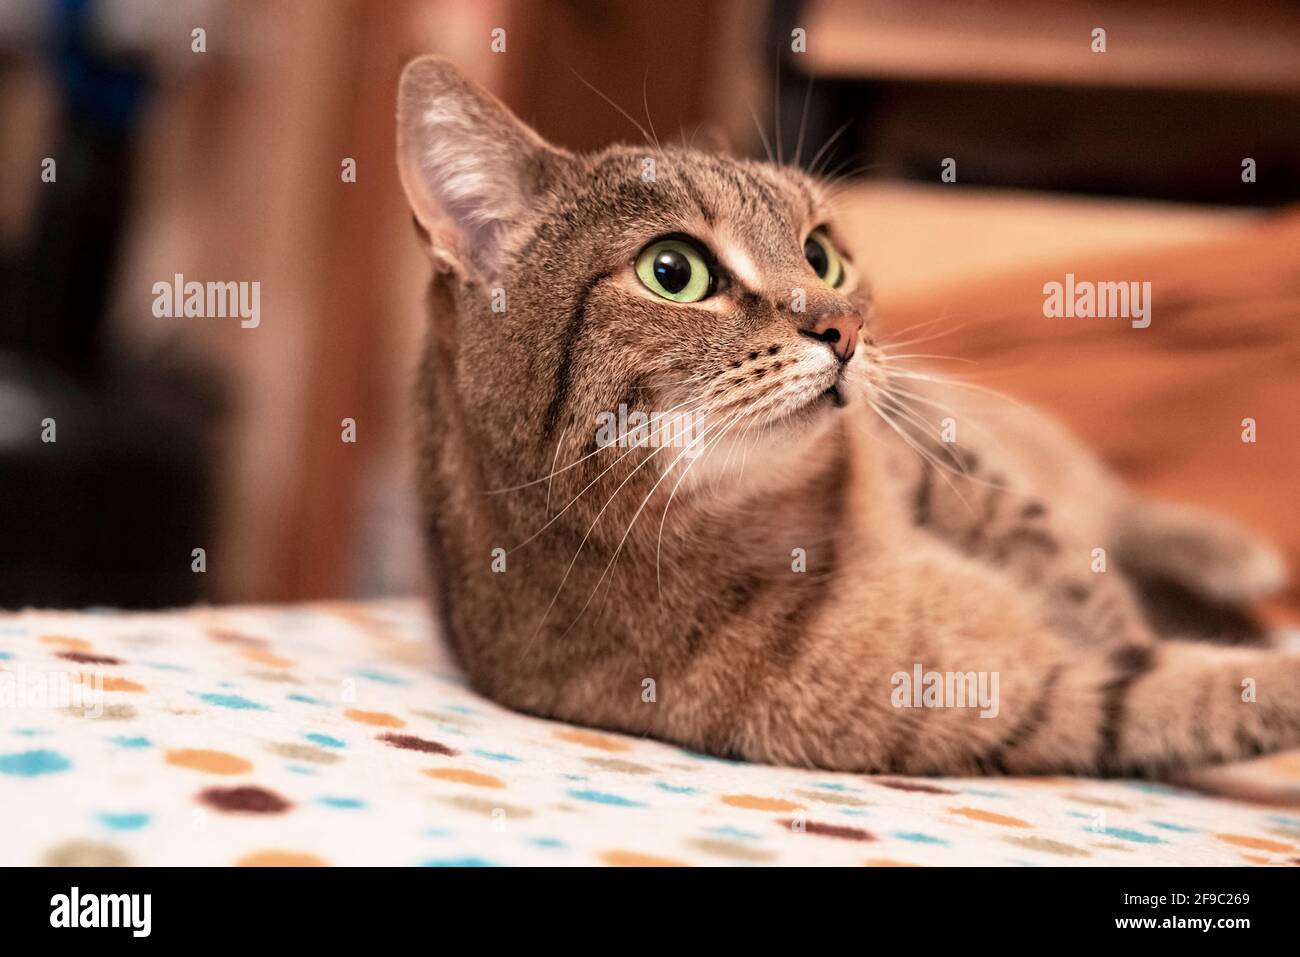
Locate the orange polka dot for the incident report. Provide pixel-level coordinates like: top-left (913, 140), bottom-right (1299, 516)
top-left (207, 629), bottom-right (268, 648)
top-left (422, 768), bottom-right (505, 789)
top-left (721, 794), bottom-right (803, 812)
top-left (553, 728), bottom-right (631, 752)
top-left (1242, 854), bottom-right (1271, 864)
top-left (165, 749), bottom-right (253, 775)
top-left (865, 858), bottom-right (920, 867)
top-left (1215, 833), bottom-right (1295, 853)
top-left (344, 709), bottom-right (405, 728)
top-left (948, 806), bottom-right (1031, 828)
top-left (239, 647), bottom-right (295, 668)
top-left (71, 673), bottom-right (145, 693)
top-left (41, 635), bottom-right (91, 650)
top-left (599, 849), bottom-right (688, 867)
top-left (238, 850), bottom-right (328, 867)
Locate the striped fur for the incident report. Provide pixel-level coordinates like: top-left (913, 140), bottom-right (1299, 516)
top-left (399, 57), bottom-right (1297, 776)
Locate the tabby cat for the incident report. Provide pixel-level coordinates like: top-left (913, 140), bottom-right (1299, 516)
top-left (396, 56), bottom-right (1297, 776)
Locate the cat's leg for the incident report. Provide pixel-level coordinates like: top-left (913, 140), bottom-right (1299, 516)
top-left (883, 377), bottom-right (1287, 627)
top-left (678, 547), bottom-right (1300, 776)
top-left (951, 638), bottom-right (1300, 777)
top-left (902, 440), bottom-right (1155, 649)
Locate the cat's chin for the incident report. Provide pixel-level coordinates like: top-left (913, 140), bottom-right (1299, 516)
top-left (768, 380), bottom-right (851, 431)
top-left (676, 395), bottom-right (844, 496)
top-left (812, 382), bottom-right (849, 411)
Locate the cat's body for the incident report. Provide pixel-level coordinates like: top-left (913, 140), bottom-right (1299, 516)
top-left (399, 57), bottom-right (1297, 776)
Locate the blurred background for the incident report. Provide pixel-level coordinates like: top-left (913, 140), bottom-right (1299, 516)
top-left (1, 0), bottom-right (1298, 613)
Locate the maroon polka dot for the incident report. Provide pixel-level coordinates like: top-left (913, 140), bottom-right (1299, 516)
top-left (872, 779), bottom-right (957, 795)
top-left (57, 651), bottom-right (122, 665)
top-left (377, 733), bottom-right (458, 756)
top-left (779, 819), bottom-right (876, 841)
top-left (198, 786), bottom-right (291, 814)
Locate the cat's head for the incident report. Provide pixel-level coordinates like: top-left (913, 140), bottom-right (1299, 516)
top-left (397, 57), bottom-right (879, 489)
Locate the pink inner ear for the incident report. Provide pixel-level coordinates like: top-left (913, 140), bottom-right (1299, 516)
top-left (398, 56), bottom-right (574, 281)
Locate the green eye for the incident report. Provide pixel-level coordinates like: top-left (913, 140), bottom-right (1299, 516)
top-left (804, 231), bottom-right (844, 288)
top-left (635, 238), bottom-right (714, 303)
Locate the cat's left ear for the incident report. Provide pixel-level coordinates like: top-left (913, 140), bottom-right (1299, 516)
top-left (397, 56), bottom-right (572, 280)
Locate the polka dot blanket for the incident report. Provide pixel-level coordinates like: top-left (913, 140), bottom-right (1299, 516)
top-left (3, 600), bottom-right (1299, 866)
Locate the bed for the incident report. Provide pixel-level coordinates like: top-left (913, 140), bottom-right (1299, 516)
top-left (4, 600), bottom-right (1299, 867)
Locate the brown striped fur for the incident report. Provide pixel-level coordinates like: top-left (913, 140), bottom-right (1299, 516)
top-left (397, 57), bottom-right (1298, 776)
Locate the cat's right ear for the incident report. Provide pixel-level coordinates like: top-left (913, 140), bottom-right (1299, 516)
top-left (396, 56), bottom-right (571, 281)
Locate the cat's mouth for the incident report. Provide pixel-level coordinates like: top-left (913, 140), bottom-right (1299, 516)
top-left (809, 369), bottom-right (850, 412)
top-left (763, 373), bottom-right (849, 432)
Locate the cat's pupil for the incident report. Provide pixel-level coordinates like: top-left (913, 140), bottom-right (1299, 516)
top-left (653, 250), bottom-right (692, 294)
top-left (804, 237), bottom-right (828, 277)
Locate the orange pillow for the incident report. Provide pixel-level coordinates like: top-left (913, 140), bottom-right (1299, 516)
top-left (879, 209), bottom-right (1300, 623)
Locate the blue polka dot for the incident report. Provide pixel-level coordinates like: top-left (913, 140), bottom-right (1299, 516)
top-left (304, 733), bottom-right (345, 749)
top-left (1149, 820), bottom-right (1197, 833)
top-left (529, 837), bottom-right (566, 849)
top-left (566, 789), bottom-right (645, 808)
top-left (353, 668), bottom-right (408, 686)
top-left (0, 651), bottom-right (13, 660)
top-left (0, 749), bottom-right (72, 777)
top-left (109, 736), bottom-right (152, 749)
top-left (706, 825), bottom-right (761, 840)
top-left (317, 796), bottom-right (365, 809)
top-left (473, 749), bottom-right (520, 762)
top-left (1095, 827), bottom-right (1164, 844)
top-left (893, 832), bottom-right (949, 846)
top-left (12, 728), bottom-right (47, 737)
top-left (287, 693), bottom-right (329, 706)
top-left (285, 765), bottom-right (317, 776)
top-left (654, 781), bottom-right (699, 795)
top-left (422, 856), bottom-right (496, 867)
top-left (191, 691), bottom-right (267, 711)
top-left (98, 812), bottom-right (150, 831)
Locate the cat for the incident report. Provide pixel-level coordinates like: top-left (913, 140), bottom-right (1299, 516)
top-left (396, 56), bottom-right (1297, 776)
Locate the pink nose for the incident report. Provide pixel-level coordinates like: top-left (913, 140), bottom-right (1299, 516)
top-left (801, 310), bottom-right (862, 362)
